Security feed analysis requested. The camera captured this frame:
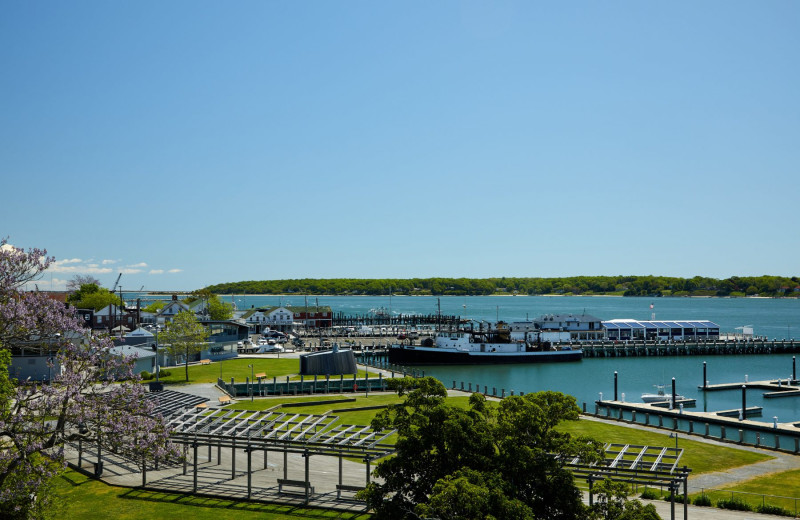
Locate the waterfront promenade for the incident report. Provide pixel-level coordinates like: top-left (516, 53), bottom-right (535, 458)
top-left (63, 356), bottom-right (800, 519)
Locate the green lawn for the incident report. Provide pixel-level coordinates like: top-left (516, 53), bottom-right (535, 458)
top-left (558, 419), bottom-right (773, 476)
top-left (154, 358), bottom-right (375, 385)
top-left (54, 469), bottom-right (371, 520)
top-left (54, 393), bottom-right (781, 518)
top-left (690, 467), bottom-right (800, 512)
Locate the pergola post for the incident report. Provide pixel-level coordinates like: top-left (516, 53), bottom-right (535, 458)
top-left (231, 436), bottom-right (236, 479)
top-left (193, 440), bottom-right (198, 493)
top-left (284, 448), bottom-right (288, 479)
top-left (247, 438), bottom-right (252, 499)
top-left (264, 447), bottom-right (268, 470)
top-left (304, 449), bottom-right (310, 505)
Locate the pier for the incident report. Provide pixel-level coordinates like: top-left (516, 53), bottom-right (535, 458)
top-left (580, 339), bottom-right (800, 358)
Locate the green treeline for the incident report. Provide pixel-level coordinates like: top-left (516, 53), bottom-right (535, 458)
top-left (205, 275), bottom-right (799, 298)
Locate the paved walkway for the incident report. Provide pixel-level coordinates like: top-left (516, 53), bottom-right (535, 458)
top-left (73, 369), bottom-right (800, 519)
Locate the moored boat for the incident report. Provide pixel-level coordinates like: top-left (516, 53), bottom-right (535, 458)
top-left (641, 384), bottom-right (684, 403)
top-left (388, 322), bottom-right (582, 365)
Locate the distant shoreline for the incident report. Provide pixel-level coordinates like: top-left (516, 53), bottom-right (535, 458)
top-left (214, 293), bottom-right (796, 299)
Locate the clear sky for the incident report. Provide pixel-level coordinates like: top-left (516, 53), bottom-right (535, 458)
top-left (2, 1), bottom-right (798, 291)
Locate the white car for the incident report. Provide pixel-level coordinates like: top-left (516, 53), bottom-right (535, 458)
top-left (256, 344), bottom-right (284, 354)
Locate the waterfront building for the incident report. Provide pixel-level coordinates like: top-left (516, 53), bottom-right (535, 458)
top-left (602, 319), bottom-right (720, 341)
top-left (509, 313), bottom-right (604, 342)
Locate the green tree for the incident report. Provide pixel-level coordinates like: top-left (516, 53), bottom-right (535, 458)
top-left (66, 283), bottom-right (121, 311)
top-left (362, 377), bottom-right (604, 520)
top-left (159, 311), bottom-right (209, 381)
top-left (207, 294), bottom-right (234, 320)
top-left (142, 300), bottom-right (166, 313)
top-left (590, 479), bottom-right (662, 520)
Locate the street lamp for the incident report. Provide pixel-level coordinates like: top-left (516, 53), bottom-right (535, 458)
top-left (669, 432), bottom-right (679, 453)
top-left (248, 364), bottom-right (254, 402)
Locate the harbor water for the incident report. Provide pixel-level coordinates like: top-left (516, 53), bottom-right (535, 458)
top-left (232, 295), bottom-right (800, 424)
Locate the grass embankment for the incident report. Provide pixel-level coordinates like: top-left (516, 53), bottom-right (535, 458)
top-left (558, 420), bottom-right (772, 476)
top-left (54, 469), bottom-right (370, 520)
top-left (689, 468), bottom-right (800, 513)
top-left (153, 358), bottom-right (374, 385)
top-left (54, 393), bottom-right (781, 519)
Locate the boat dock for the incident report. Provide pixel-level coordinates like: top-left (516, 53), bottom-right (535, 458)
top-left (590, 399), bottom-right (800, 453)
top-left (580, 339), bottom-right (800, 358)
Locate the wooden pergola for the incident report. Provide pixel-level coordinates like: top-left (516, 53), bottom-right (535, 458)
top-left (160, 407), bottom-right (396, 503)
top-left (571, 443), bottom-right (691, 520)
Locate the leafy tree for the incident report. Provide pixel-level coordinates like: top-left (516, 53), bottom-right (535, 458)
top-left (362, 377), bottom-right (605, 520)
top-left (207, 294), bottom-right (233, 320)
top-left (142, 300), bottom-right (166, 313)
top-left (66, 283), bottom-right (122, 311)
top-left (65, 274), bottom-right (101, 293)
top-left (159, 310), bottom-right (209, 381)
top-left (0, 239), bottom-right (179, 519)
top-left (590, 479), bottom-right (662, 520)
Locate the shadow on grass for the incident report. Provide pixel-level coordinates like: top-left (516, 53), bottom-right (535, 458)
top-left (117, 488), bottom-right (371, 519)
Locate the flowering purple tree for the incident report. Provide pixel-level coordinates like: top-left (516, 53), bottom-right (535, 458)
top-left (0, 239), bottom-right (180, 518)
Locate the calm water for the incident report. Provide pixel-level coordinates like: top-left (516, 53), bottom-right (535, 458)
top-left (233, 295), bottom-right (800, 423)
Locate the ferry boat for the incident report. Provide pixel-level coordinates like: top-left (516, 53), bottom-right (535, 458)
top-left (388, 322), bottom-right (582, 365)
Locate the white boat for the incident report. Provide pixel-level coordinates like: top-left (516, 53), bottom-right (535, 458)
top-left (641, 385), bottom-right (684, 403)
top-left (388, 322), bottom-right (582, 365)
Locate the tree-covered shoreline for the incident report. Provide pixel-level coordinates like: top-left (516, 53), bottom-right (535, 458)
top-left (205, 275), bottom-right (800, 298)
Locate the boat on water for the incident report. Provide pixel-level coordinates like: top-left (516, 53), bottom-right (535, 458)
top-left (641, 385), bottom-right (685, 404)
top-left (388, 322), bottom-right (582, 365)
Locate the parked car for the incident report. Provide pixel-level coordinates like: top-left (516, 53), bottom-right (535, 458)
top-left (256, 344), bottom-right (284, 354)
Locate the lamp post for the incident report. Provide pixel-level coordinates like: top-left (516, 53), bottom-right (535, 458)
top-left (155, 328), bottom-right (160, 382)
top-left (248, 364), bottom-right (254, 402)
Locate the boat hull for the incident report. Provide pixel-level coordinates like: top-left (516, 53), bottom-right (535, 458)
top-left (387, 345), bottom-right (582, 365)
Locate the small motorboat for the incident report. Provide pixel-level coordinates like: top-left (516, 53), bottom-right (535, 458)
top-left (641, 384), bottom-right (684, 403)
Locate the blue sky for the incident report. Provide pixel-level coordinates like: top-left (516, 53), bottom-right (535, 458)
top-left (2, 1), bottom-right (798, 291)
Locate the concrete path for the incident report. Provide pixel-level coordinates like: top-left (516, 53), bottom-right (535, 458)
top-left (78, 370), bottom-right (800, 519)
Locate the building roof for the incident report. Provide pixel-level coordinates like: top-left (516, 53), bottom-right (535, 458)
top-left (602, 319), bottom-right (720, 330)
top-left (535, 313), bottom-right (602, 323)
top-left (109, 344), bottom-right (156, 359)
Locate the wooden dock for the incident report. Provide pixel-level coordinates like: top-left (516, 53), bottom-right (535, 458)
top-left (699, 379), bottom-right (800, 398)
top-left (581, 339), bottom-right (800, 358)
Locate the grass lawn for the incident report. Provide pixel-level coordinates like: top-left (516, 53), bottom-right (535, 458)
top-left (558, 419), bottom-right (773, 476)
top-left (689, 467), bottom-right (800, 512)
top-left (154, 358), bottom-right (376, 385)
top-left (54, 469), bottom-right (371, 520)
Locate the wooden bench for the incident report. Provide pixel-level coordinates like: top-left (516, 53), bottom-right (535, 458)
top-left (218, 395), bottom-right (231, 405)
top-left (336, 483), bottom-right (365, 500)
top-left (200, 359), bottom-right (211, 365)
top-left (255, 373), bottom-right (267, 380)
top-left (277, 478), bottom-right (314, 496)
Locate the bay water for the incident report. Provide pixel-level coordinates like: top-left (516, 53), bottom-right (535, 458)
top-left (232, 295), bottom-right (800, 423)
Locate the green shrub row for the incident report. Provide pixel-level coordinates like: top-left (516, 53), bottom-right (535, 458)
top-left (687, 494), bottom-right (794, 517)
top-left (140, 369), bottom-right (171, 381)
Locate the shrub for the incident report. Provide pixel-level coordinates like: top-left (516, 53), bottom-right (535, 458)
top-left (716, 497), bottom-right (753, 511)
top-left (663, 493), bottom-right (686, 503)
top-left (755, 504), bottom-right (793, 516)
top-left (692, 494), bottom-right (712, 507)
top-left (158, 369), bottom-right (171, 377)
top-left (640, 488), bottom-right (660, 500)
top-left (140, 370), bottom-right (152, 380)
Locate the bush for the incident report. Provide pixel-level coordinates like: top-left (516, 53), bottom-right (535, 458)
top-left (716, 497), bottom-right (753, 511)
top-left (140, 370), bottom-right (152, 380)
top-left (639, 488), bottom-right (660, 500)
top-left (663, 493), bottom-right (686, 503)
top-left (692, 494), bottom-right (712, 507)
top-left (755, 504), bottom-right (793, 516)
top-left (158, 369), bottom-right (171, 377)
